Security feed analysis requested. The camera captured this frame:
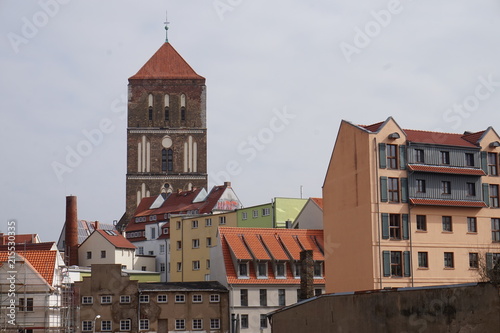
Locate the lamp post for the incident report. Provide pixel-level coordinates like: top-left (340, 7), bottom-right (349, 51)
top-left (93, 314), bottom-right (101, 333)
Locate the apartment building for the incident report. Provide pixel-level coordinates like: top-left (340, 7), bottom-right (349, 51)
top-left (236, 198), bottom-right (307, 228)
top-left (323, 117), bottom-right (500, 293)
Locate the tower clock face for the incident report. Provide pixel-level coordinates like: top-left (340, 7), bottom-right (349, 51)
top-left (161, 136), bottom-right (173, 148)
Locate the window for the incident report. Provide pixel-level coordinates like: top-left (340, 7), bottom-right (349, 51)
top-left (465, 153), bottom-right (475, 167)
top-left (206, 237), bottom-right (212, 247)
top-left (101, 250), bottom-right (106, 258)
top-left (276, 262), bottom-right (285, 277)
top-left (205, 218), bottom-right (212, 226)
top-left (165, 107), bottom-right (169, 121)
top-left (140, 319), bottom-right (149, 331)
top-left (175, 319), bottom-right (186, 330)
top-left (260, 289), bottom-right (267, 306)
top-left (469, 253), bottom-right (479, 269)
top-left (192, 239), bottom-right (200, 248)
top-left (467, 182), bottom-right (476, 196)
top-left (157, 295), bottom-right (167, 303)
top-left (391, 251), bottom-right (402, 276)
top-left (120, 319), bottom-right (131, 331)
top-left (139, 295), bottom-right (149, 303)
top-left (416, 179), bottom-right (426, 193)
top-left (415, 149), bottom-right (424, 163)
top-left (313, 262), bottom-right (323, 277)
top-left (206, 259), bottom-right (211, 269)
top-left (192, 294), bottom-right (202, 303)
top-left (181, 107), bottom-right (186, 121)
top-left (120, 295), bottom-right (130, 304)
top-left (193, 260), bottom-right (200, 270)
top-left (278, 289), bottom-right (286, 306)
top-left (293, 263), bottom-right (301, 277)
top-left (167, 149), bottom-right (173, 171)
top-left (175, 294), bottom-right (186, 303)
top-left (240, 289), bottom-right (248, 306)
top-left (387, 144), bottom-right (398, 169)
top-left (177, 262), bottom-right (182, 271)
top-left (315, 289), bottom-right (322, 296)
top-left (138, 247), bottom-right (144, 255)
top-left (442, 216), bottom-right (453, 232)
top-left (260, 314), bottom-right (268, 328)
top-left (160, 244), bottom-right (165, 253)
top-left (241, 315), bottom-right (249, 329)
top-left (219, 216), bottom-right (226, 225)
top-left (192, 319), bottom-right (203, 330)
top-left (148, 107), bottom-right (153, 121)
top-left (210, 319), bottom-right (221, 329)
top-left (253, 209), bottom-right (259, 218)
top-left (467, 217), bottom-right (477, 233)
top-left (176, 241), bottom-right (182, 250)
top-left (238, 262), bottom-right (249, 277)
top-left (82, 296), bottom-right (93, 304)
top-left (416, 215), bottom-right (427, 231)
top-left (262, 208), bottom-right (270, 216)
top-left (418, 252), bottom-right (428, 268)
top-left (488, 152), bottom-right (498, 175)
top-left (242, 212), bottom-right (248, 220)
top-left (210, 294), bottom-right (220, 303)
top-left (440, 151), bottom-right (450, 164)
top-left (176, 221), bottom-right (181, 229)
top-left (388, 178), bottom-right (399, 202)
top-left (142, 266), bottom-right (146, 271)
top-left (444, 252), bottom-right (454, 268)
top-left (101, 321), bottom-right (112, 331)
top-left (389, 214), bottom-right (401, 239)
top-left (86, 251), bottom-right (92, 259)
top-left (101, 295), bottom-right (112, 304)
top-left (19, 298), bottom-right (34, 311)
top-left (192, 220), bottom-right (198, 228)
top-left (442, 181), bottom-right (451, 194)
top-left (492, 218), bottom-right (500, 242)
top-left (490, 184), bottom-right (499, 207)
top-left (257, 262), bottom-right (267, 277)
top-left (82, 321), bottom-right (93, 332)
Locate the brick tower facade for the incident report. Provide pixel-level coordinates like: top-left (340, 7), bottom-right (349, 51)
top-left (124, 41), bottom-right (208, 224)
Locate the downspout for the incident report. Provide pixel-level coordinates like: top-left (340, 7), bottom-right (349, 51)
top-left (407, 142), bottom-right (414, 287)
top-left (374, 137), bottom-right (383, 290)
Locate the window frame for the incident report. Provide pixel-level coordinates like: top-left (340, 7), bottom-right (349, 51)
top-left (388, 177), bottom-right (400, 202)
top-left (390, 251), bottom-right (402, 277)
top-left (416, 179), bottom-right (426, 193)
top-left (240, 314), bottom-right (249, 329)
top-left (192, 238), bottom-right (200, 249)
top-left (469, 252), bottom-right (479, 269)
top-left (210, 318), bottom-right (221, 330)
top-left (120, 319), bottom-right (131, 332)
top-left (492, 218), bottom-right (500, 242)
top-left (488, 152), bottom-right (498, 176)
top-left (240, 289), bottom-right (248, 307)
top-left (192, 319), bottom-right (203, 330)
top-left (386, 144), bottom-right (398, 169)
top-left (205, 218), bottom-right (212, 227)
top-left (441, 181), bottom-right (451, 194)
top-left (100, 295), bottom-right (112, 304)
top-left (442, 216), bottom-right (453, 232)
top-left (175, 294), bottom-right (186, 303)
top-left (157, 295), bottom-right (168, 303)
top-left (119, 295), bottom-right (130, 304)
top-left (416, 215), bottom-right (427, 231)
top-left (192, 294), bottom-right (203, 303)
top-left (259, 289), bottom-right (267, 306)
top-left (82, 296), bottom-right (93, 304)
top-left (278, 289), bottom-right (286, 306)
top-left (389, 214), bottom-right (401, 240)
top-left (193, 260), bottom-right (200, 270)
top-left (467, 217), bottom-right (477, 233)
top-left (465, 153), bottom-right (475, 167)
top-left (440, 151), bottom-right (450, 165)
top-left (139, 295), bottom-right (149, 303)
top-left (418, 252), bottom-right (428, 268)
top-left (101, 320), bottom-right (112, 331)
top-left (490, 184), bottom-right (499, 207)
top-left (139, 319), bottom-right (150, 331)
top-left (82, 320), bottom-right (93, 332)
top-left (415, 149), bottom-right (425, 163)
top-left (210, 294), bottom-right (220, 303)
top-left (444, 252), bottom-right (454, 268)
top-left (467, 182), bottom-right (476, 196)
top-left (175, 319), bottom-right (186, 330)
top-left (257, 262), bottom-right (268, 278)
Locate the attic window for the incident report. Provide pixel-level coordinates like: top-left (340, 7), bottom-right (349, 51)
top-left (490, 141), bottom-right (500, 148)
top-left (388, 132), bottom-right (400, 139)
top-left (257, 262), bottom-right (268, 278)
top-left (238, 262), bottom-right (249, 278)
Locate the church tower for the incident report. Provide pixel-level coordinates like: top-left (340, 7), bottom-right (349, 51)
top-left (124, 29), bottom-right (208, 222)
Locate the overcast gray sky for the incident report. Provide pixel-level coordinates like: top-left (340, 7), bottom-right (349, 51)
top-left (1, 0), bottom-right (500, 242)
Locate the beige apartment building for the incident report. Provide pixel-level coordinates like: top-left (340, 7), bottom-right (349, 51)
top-left (323, 117), bottom-right (500, 293)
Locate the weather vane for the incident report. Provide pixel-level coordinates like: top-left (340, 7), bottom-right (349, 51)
top-left (164, 10), bottom-right (170, 43)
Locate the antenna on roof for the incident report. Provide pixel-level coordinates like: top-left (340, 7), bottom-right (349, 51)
top-left (164, 10), bottom-right (170, 43)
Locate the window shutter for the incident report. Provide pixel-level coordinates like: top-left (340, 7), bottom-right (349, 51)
top-left (483, 183), bottom-right (490, 207)
top-left (402, 214), bottom-right (409, 240)
top-left (486, 253), bottom-right (493, 271)
top-left (381, 213), bottom-right (389, 239)
top-left (380, 177), bottom-right (388, 202)
top-left (481, 151), bottom-right (488, 174)
top-left (379, 143), bottom-right (387, 169)
top-left (403, 251), bottom-right (411, 277)
top-left (401, 178), bottom-right (408, 203)
top-left (399, 145), bottom-right (407, 170)
top-left (383, 251), bottom-right (391, 277)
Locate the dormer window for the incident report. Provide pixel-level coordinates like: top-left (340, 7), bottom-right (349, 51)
top-left (238, 262), bottom-right (249, 278)
top-left (275, 262), bottom-right (286, 278)
top-left (293, 263), bottom-right (301, 278)
top-left (257, 262), bottom-right (268, 278)
top-left (440, 151), bottom-right (450, 165)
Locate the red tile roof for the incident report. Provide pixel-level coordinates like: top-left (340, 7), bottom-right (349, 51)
top-left (409, 198), bottom-right (487, 207)
top-left (359, 121), bottom-right (385, 132)
top-left (0, 233), bottom-right (39, 245)
top-left (0, 250), bottom-right (58, 285)
top-left (94, 230), bottom-right (136, 249)
top-left (404, 129), bottom-right (478, 147)
top-left (129, 42), bottom-right (205, 81)
top-left (311, 198), bottom-right (323, 210)
top-left (219, 227), bottom-right (325, 285)
top-left (462, 130), bottom-right (486, 145)
top-left (407, 164), bottom-right (486, 176)
top-left (0, 242), bottom-right (56, 251)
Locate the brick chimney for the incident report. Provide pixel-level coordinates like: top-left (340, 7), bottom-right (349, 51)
top-left (299, 250), bottom-right (314, 301)
top-left (65, 196), bottom-right (79, 266)
top-left (224, 181), bottom-right (231, 187)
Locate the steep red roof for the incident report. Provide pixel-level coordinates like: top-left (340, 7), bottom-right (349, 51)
top-left (129, 42), bottom-right (205, 81)
top-left (359, 121), bottom-right (385, 132)
top-left (311, 198), bottom-right (323, 210)
top-left (0, 242), bottom-right (56, 251)
top-left (462, 130), bottom-right (486, 145)
top-left (0, 233), bottom-right (39, 245)
top-left (409, 198), bottom-right (487, 208)
top-left (407, 164), bottom-right (486, 176)
top-left (95, 230), bottom-right (136, 250)
top-left (404, 129), bottom-right (478, 147)
top-left (0, 250), bottom-right (58, 285)
top-left (220, 227), bottom-right (325, 285)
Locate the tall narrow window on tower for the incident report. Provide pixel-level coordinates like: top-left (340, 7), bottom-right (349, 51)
top-left (148, 94), bottom-right (154, 121)
top-left (162, 149), bottom-right (167, 172)
top-left (184, 136), bottom-right (197, 172)
top-left (138, 136), bottom-right (151, 172)
top-left (180, 94), bottom-right (186, 121)
top-left (164, 94), bottom-right (170, 122)
top-left (168, 149), bottom-right (173, 172)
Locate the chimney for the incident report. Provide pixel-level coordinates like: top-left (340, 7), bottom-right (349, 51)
top-left (93, 221), bottom-right (100, 230)
top-left (223, 181), bottom-right (231, 187)
top-left (65, 196), bottom-right (79, 266)
top-left (299, 250), bottom-right (314, 301)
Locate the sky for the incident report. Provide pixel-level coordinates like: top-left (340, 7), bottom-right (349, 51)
top-left (1, 0), bottom-right (500, 242)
